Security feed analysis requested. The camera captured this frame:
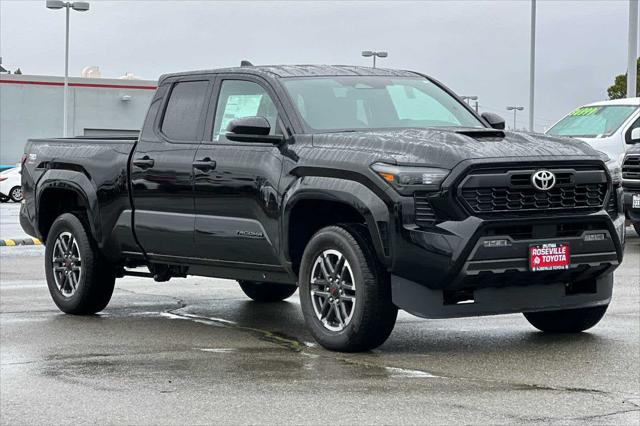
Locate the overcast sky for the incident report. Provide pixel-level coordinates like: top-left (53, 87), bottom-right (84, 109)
top-left (0, 0), bottom-right (633, 131)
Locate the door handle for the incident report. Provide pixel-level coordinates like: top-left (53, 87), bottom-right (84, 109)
top-left (193, 158), bottom-right (217, 171)
top-left (133, 156), bottom-right (155, 169)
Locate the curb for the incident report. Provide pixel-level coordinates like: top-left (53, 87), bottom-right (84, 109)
top-left (0, 238), bottom-right (42, 247)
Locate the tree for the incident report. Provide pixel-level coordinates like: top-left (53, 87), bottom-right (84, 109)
top-left (14, 68), bottom-right (22, 75)
top-left (608, 57), bottom-right (640, 99)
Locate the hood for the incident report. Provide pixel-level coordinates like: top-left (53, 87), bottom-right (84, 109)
top-left (311, 128), bottom-right (606, 169)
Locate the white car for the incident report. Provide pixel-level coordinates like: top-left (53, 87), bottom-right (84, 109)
top-left (0, 165), bottom-right (23, 202)
top-left (546, 98), bottom-right (640, 164)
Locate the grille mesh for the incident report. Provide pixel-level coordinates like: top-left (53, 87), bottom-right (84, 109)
top-left (458, 167), bottom-right (608, 216)
top-left (622, 155), bottom-right (640, 180)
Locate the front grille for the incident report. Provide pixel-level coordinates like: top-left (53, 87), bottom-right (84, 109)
top-left (414, 193), bottom-right (436, 226)
top-left (622, 155), bottom-right (640, 180)
top-left (458, 166), bottom-right (608, 216)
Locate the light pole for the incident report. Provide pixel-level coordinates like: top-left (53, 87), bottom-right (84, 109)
top-left (361, 51), bottom-right (388, 68)
top-left (506, 106), bottom-right (524, 130)
top-left (46, 1), bottom-right (90, 138)
top-left (627, 0), bottom-right (638, 98)
top-left (529, 0), bottom-right (536, 132)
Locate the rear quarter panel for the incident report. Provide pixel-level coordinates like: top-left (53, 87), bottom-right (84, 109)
top-left (22, 138), bottom-right (138, 261)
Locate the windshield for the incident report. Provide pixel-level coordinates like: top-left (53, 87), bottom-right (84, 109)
top-left (547, 105), bottom-right (637, 138)
top-left (281, 76), bottom-right (484, 132)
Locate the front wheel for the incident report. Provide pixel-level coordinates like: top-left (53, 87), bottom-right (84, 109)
top-left (523, 304), bottom-right (608, 333)
top-left (238, 280), bottom-right (297, 302)
top-left (9, 186), bottom-right (22, 202)
top-left (45, 213), bottom-right (116, 314)
top-left (299, 224), bottom-right (397, 352)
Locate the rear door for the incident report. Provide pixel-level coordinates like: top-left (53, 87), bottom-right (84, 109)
top-left (192, 76), bottom-right (287, 266)
top-left (131, 77), bottom-right (212, 259)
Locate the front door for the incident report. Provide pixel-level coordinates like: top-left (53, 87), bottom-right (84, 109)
top-left (131, 78), bottom-right (211, 259)
top-left (193, 77), bottom-right (285, 266)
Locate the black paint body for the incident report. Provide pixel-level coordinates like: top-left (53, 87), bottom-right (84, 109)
top-left (20, 65), bottom-right (625, 318)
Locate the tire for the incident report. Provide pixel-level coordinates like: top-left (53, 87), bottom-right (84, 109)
top-left (45, 213), bottom-right (116, 314)
top-left (633, 222), bottom-right (640, 237)
top-left (523, 304), bottom-right (608, 333)
top-left (299, 224), bottom-right (398, 352)
top-left (0, 195), bottom-right (8, 203)
top-left (238, 280), bottom-right (297, 302)
top-left (9, 186), bottom-right (22, 202)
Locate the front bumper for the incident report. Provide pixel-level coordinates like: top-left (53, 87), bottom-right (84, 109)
top-left (390, 212), bottom-right (623, 318)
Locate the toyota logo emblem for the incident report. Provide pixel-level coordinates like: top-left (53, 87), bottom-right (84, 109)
top-left (531, 170), bottom-right (556, 191)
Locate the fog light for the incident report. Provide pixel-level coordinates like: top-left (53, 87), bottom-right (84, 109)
top-left (584, 233), bottom-right (605, 242)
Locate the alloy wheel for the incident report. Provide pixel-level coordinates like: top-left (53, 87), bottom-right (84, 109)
top-left (52, 231), bottom-right (82, 297)
top-left (309, 249), bottom-right (356, 332)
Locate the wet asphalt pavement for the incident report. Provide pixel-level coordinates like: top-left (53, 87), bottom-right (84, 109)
top-left (1, 210), bottom-right (639, 424)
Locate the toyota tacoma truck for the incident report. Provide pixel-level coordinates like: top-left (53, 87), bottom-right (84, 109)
top-left (20, 65), bottom-right (625, 352)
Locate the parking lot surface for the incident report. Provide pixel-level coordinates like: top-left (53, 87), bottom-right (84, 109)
top-left (1, 203), bottom-right (639, 424)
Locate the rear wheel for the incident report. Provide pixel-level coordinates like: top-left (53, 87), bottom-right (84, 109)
top-left (45, 213), bottom-right (116, 314)
top-left (0, 195), bottom-right (8, 203)
top-left (299, 224), bottom-right (397, 352)
top-left (523, 304), bottom-right (608, 333)
top-left (9, 186), bottom-right (22, 202)
top-left (238, 280), bottom-right (297, 302)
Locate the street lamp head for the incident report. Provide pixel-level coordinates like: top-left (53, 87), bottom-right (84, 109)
top-left (376, 51), bottom-right (388, 58)
top-left (361, 51), bottom-right (374, 57)
top-left (46, 0), bottom-right (65, 9)
top-left (71, 2), bottom-right (90, 11)
top-left (506, 106), bottom-right (524, 111)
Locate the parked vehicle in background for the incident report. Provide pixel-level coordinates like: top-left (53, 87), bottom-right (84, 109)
top-left (622, 144), bottom-right (640, 235)
top-left (20, 65), bottom-right (625, 352)
top-left (0, 165), bottom-right (23, 202)
top-left (546, 98), bottom-right (640, 165)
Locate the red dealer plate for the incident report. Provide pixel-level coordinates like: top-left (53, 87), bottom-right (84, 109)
top-left (529, 243), bottom-right (570, 271)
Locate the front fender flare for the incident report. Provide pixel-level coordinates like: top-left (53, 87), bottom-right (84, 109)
top-left (282, 176), bottom-right (393, 266)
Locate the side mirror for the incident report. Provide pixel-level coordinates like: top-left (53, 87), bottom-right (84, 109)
top-left (631, 127), bottom-right (640, 143)
top-left (225, 116), bottom-right (284, 144)
top-left (481, 112), bottom-right (506, 130)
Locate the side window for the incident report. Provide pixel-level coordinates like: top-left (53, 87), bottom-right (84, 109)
top-left (161, 80), bottom-right (209, 141)
top-left (213, 80), bottom-right (281, 142)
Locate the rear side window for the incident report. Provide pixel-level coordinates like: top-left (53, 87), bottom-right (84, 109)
top-left (161, 81), bottom-right (209, 141)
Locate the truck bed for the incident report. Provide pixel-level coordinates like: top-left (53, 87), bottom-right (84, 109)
top-left (20, 136), bottom-right (139, 260)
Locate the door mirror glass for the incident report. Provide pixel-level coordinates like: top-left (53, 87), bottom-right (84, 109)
top-left (481, 112), bottom-right (506, 130)
top-left (631, 127), bottom-right (640, 143)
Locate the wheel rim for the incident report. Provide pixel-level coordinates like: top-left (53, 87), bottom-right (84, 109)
top-left (11, 187), bottom-right (22, 200)
top-left (309, 249), bottom-right (356, 332)
top-left (51, 231), bottom-right (82, 297)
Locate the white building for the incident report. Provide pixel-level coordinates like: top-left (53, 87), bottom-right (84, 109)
top-left (0, 73), bottom-right (156, 166)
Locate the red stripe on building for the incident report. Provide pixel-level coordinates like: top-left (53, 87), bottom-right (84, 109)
top-left (0, 79), bottom-right (157, 90)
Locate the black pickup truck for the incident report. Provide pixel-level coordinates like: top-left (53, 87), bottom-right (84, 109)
top-left (21, 65), bottom-right (625, 352)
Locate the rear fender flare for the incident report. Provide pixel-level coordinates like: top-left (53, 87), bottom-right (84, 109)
top-left (36, 169), bottom-right (101, 242)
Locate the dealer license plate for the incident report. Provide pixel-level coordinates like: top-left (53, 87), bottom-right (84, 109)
top-left (633, 194), bottom-right (640, 209)
top-left (529, 243), bottom-right (570, 272)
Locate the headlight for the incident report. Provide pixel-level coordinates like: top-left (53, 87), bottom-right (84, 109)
top-left (371, 162), bottom-right (449, 195)
top-left (606, 159), bottom-right (621, 185)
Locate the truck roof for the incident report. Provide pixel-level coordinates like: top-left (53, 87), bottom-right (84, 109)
top-left (159, 64), bottom-right (421, 84)
top-left (584, 97), bottom-right (640, 107)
